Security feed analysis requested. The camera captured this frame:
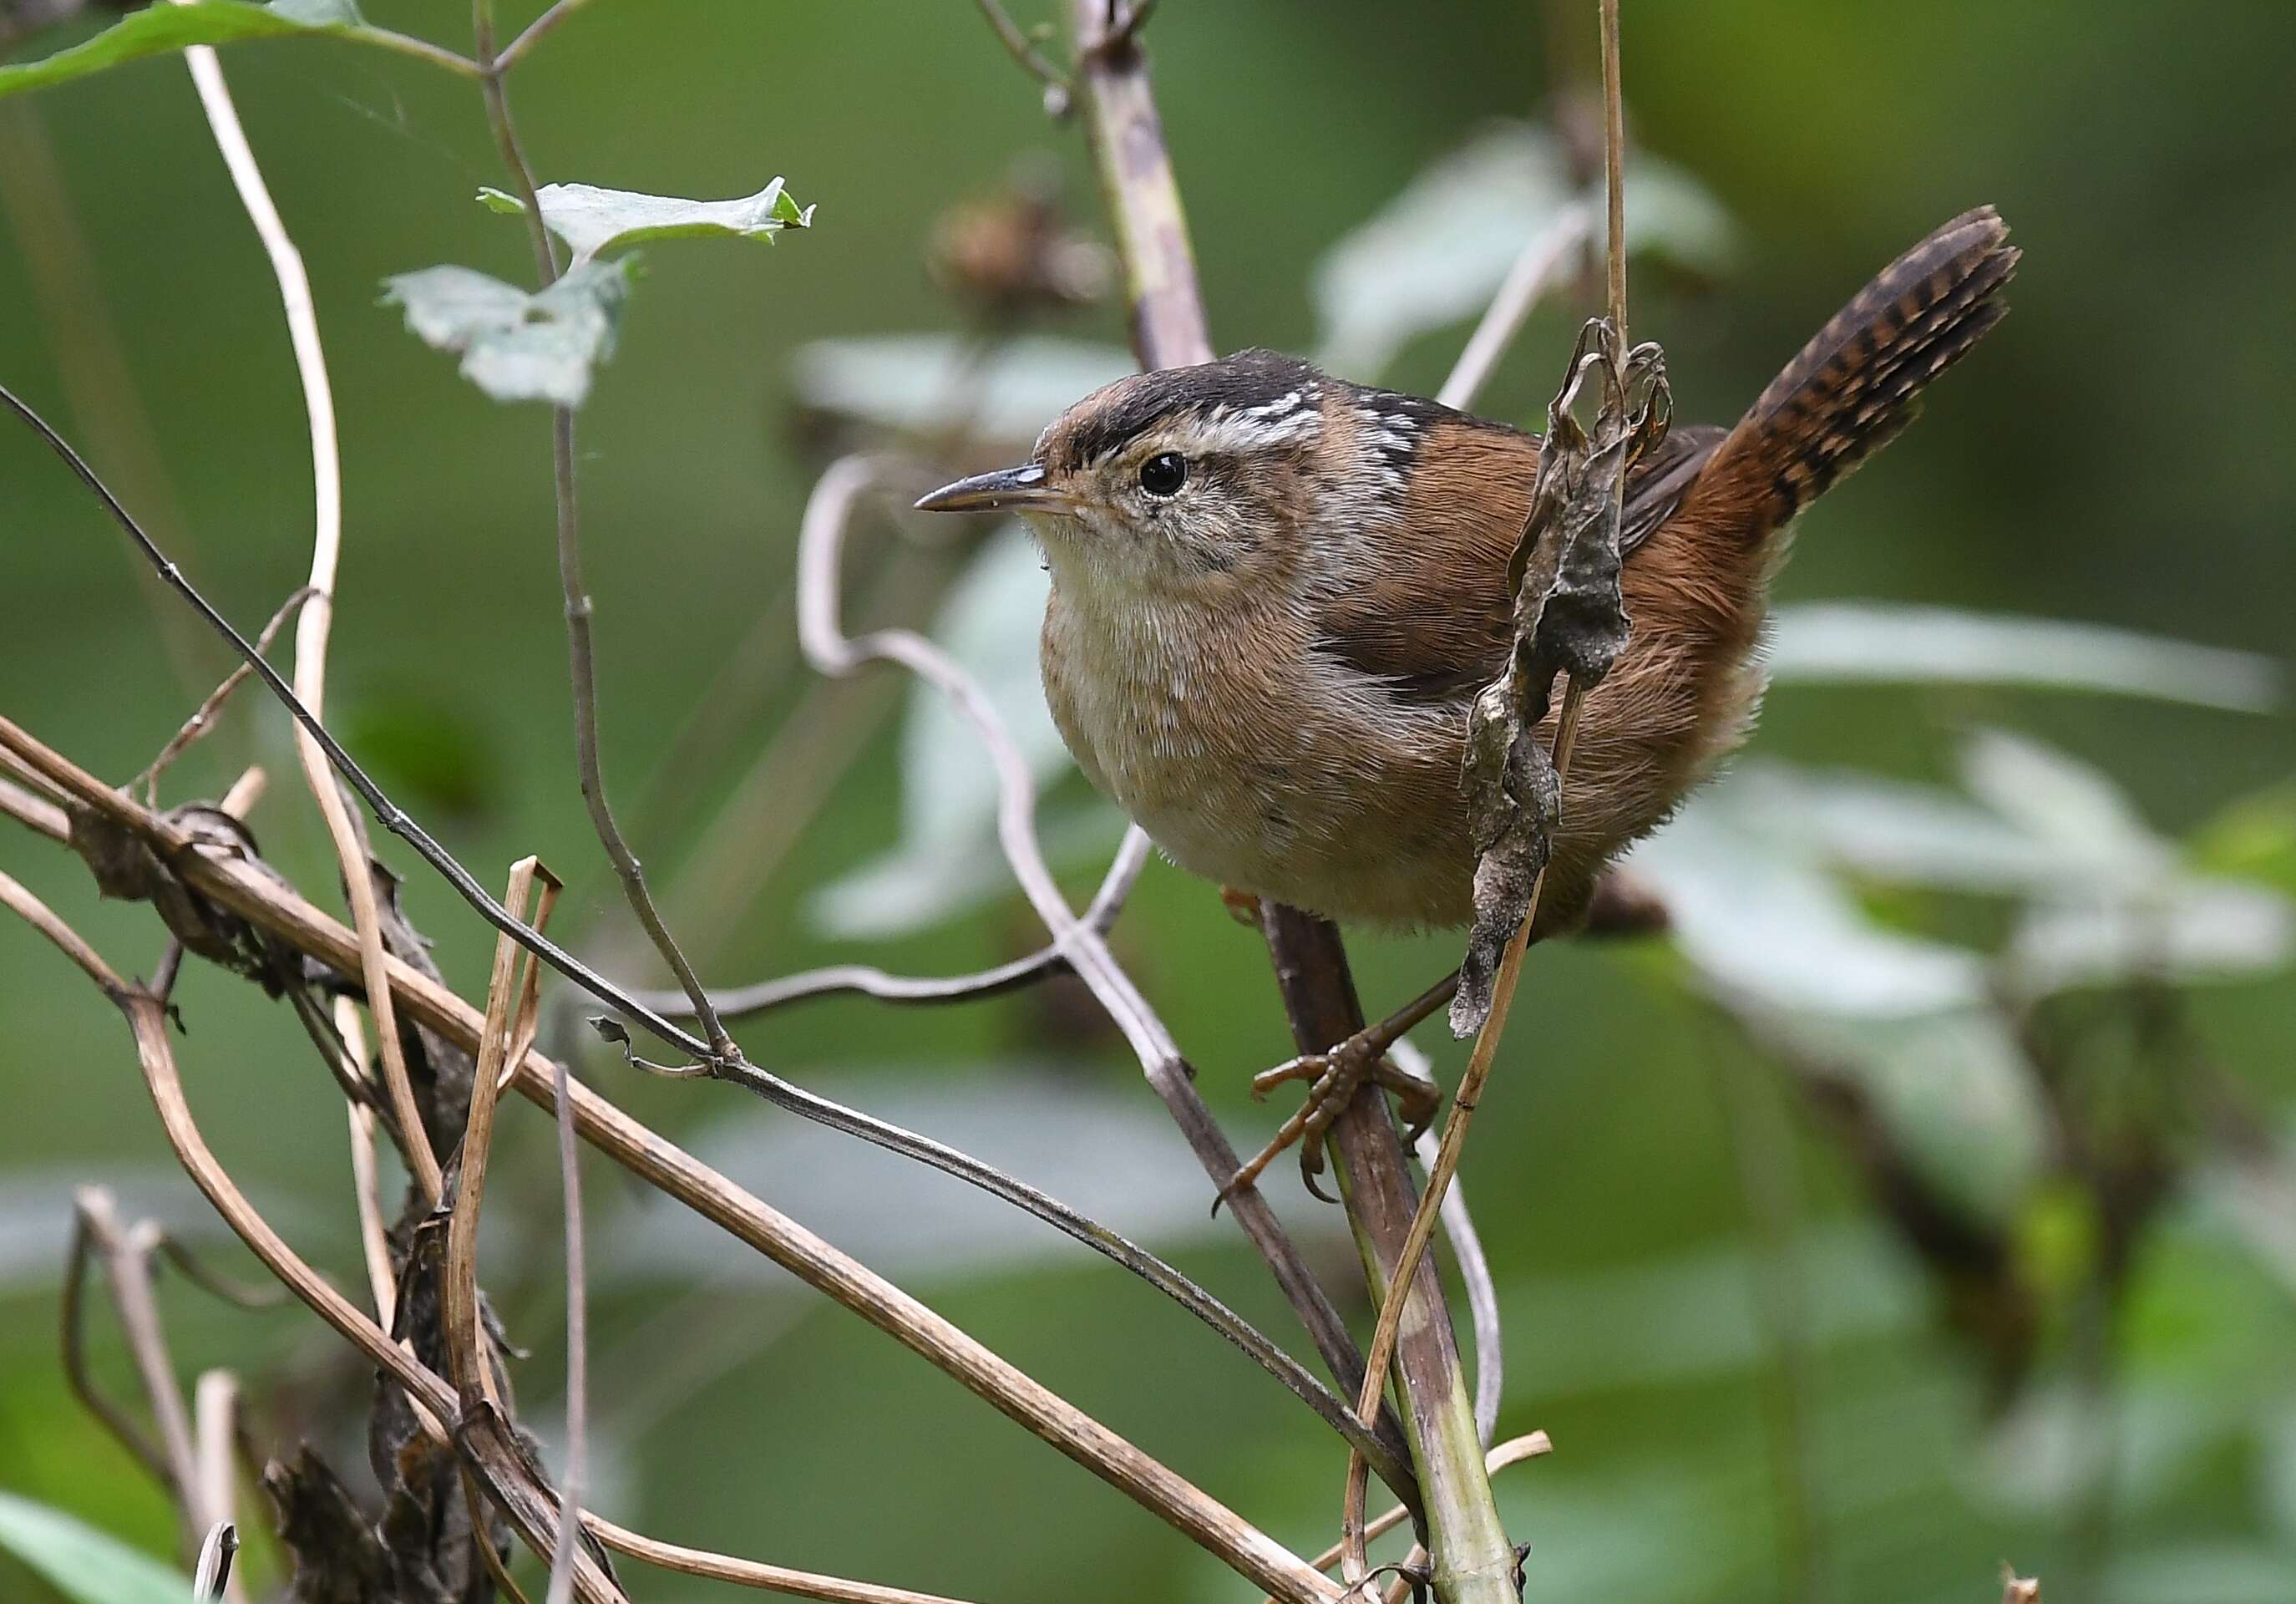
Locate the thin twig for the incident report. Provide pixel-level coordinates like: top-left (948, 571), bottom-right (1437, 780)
top-left (334, 997), bottom-right (399, 1323)
top-left (170, 12), bottom-right (444, 1206)
top-left (1410, 1104), bottom-right (1503, 1447)
top-left (973, 0), bottom-right (1072, 94)
top-left (136, 585), bottom-right (317, 804)
top-left (473, 0), bottom-right (737, 1063)
top-left (631, 831), bottom-right (1142, 1022)
top-left (0, 754), bottom-right (1341, 1604)
top-left (585, 1513), bottom-right (987, 1604)
top-left (153, 1236), bottom-right (290, 1312)
top-left (1437, 206), bottom-right (1592, 412)
top-left (495, 0), bottom-right (595, 74)
top-left (0, 764), bottom-right (71, 842)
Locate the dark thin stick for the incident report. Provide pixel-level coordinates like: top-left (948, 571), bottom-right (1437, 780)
top-left (137, 585), bottom-right (317, 804)
top-left (469, 2), bottom-right (737, 1063)
top-left (0, 397), bottom-right (1390, 1474)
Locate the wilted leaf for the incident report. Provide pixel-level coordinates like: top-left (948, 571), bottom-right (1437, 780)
top-left (1766, 602), bottom-right (2283, 713)
top-left (0, 1490), bottom-right (192, 1604)
top-left (1312, 121), bottom-right (1734, 379)
top-left (381, 258), bottom-right (633, 408)
top-left (788, 333), bottom-right (1135, 448)
top-left (480, 177), bottom-right (812, 266)
top-left (0, 0), bottom-right (381, 100)
top-left (1453, 317), bottom-right (1669, 1035)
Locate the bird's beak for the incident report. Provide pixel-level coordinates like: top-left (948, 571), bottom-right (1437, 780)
top-left (913, 463), bottom-right (1063, 514)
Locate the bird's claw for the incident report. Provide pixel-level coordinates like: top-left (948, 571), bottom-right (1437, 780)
top-left (1222, 1032), bottom-right (1442, 1205)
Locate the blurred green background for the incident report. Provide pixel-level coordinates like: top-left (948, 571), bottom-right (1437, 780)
top-left (3, 3), bottom-right (2293, 1601)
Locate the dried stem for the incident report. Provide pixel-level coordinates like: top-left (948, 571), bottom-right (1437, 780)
top-left (495, 0), bottom-right (594, 74)
top-left (1437, 206), bottom-right (1593, 412)
top-left (973, 0), bottom-right (1071, 94)
top-left (169, 14), bottom-right (444, 1206)
top-left (0, 733), bottom-right (1339, 1604)
top-left (583, 1513), bottom-right (986, 1604)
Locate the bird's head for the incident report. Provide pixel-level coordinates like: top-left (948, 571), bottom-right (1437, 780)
top-left (915, 349), bottom-right (1341, 596)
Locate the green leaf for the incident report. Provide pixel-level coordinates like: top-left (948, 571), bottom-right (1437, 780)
top-left (480, 178), bottom-right (813, 266)
top-left (0, 0), bottom-right (419, 102)
top-left (380, 258), bottom-right (633, 408)
top-left (0, 1490), bottom-right (192, 1604)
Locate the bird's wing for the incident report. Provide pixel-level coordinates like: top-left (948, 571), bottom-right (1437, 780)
top-left (1314, 421), bottom-right (1726, 702)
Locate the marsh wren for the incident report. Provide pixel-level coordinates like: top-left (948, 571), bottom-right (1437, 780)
top-left (920, 208), bottom-right (2018, 1181)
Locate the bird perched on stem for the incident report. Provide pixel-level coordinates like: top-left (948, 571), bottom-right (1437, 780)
top-left (918, 207), bottom-right (2019, 1188)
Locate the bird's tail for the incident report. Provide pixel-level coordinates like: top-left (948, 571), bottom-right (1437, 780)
top-left (1698, 206), bottom-right (2019, 536)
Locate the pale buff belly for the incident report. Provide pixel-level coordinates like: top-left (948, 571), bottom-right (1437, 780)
top-left (1042, 592), bottom-right (1478, 928)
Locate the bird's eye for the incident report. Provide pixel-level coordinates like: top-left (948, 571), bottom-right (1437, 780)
top-left (1138, 452), bottom-right (1188, 497)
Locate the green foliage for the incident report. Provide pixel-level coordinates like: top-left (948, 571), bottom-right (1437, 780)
top-left (0, 1490), bottom-right (190, 1604)
top-left (380, 258), bottom-right (633, 408)
top-left (0, 0), bottom-right (436, 100)
top-left (479, 178), bottom-right (813, 266)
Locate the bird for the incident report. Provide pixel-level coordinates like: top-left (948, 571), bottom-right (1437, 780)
top-left (916, 206), bottom-right (2019, 1190)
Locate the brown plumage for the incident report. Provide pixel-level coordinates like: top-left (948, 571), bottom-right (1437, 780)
top-left (918, 209), bottom-right (2019, 936)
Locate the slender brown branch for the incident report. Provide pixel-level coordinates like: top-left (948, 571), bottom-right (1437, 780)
top-left (585, 1513), bottom-right (987, 1604)
top-left (972, 0), bottom-right (1072, 94)
top-left (1437, 206), bottom-right (1593, 412)
top-left (190, 1373), bottom-right (242, 1603)
top-left (495, 0), bottom-right (594, 74)
top-left (136, 584), bottom-right (317, 804)
top-left (0, 765), bottom-right (71, 842)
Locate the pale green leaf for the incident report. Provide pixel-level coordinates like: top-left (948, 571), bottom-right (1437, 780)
top-left (380, 259), bottom-right (633, 408)
top-left (0, 1490), bottom-right (192, 1604)
top-left (481, 178), bottom-right (812, 266)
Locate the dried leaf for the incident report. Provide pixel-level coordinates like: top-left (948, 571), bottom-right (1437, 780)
top-left (264, 1449), bottom-right (394, 1604)
top-left (1452, 318), bottom-right (1670, 1035)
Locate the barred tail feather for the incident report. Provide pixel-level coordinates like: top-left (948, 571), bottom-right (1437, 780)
top-left (1707, 206), bottom-right (2020, 532)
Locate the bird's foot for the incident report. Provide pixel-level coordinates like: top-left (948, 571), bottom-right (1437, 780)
top-left (1223, 1030), bottom-right (1441, 1204)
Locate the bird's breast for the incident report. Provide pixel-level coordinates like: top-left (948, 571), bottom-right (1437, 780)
top-left (1039, 581), bottom-right (1477, 926)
